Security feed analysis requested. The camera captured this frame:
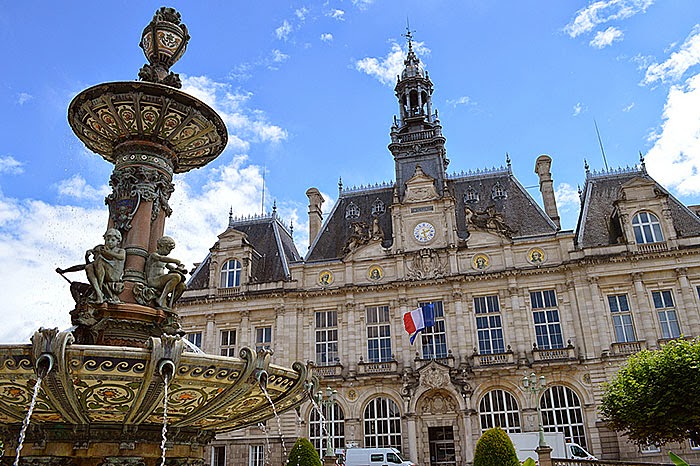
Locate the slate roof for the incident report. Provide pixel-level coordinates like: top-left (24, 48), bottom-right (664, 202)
top-left (305, 169), bottom-right (559, 262)
top-left (449, 170), bottom-right (558, 240)
top-left (187, 214), bottom-right (301, 290)
top-left (575, 169), bottom-right (700, 248)
top-left (306, 187), bottom-right (394, 262)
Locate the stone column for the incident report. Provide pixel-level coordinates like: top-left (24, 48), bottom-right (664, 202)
top-left (632, 273), bottom-right (655, 345)
top-left (205, 313), bottom-right (216, 354)
top-left (676, 268), bottom-right (700, 334)
top-left (406, 414), bottom-right (418, 462)
top-left (586, 276), bottom-right (607, 356)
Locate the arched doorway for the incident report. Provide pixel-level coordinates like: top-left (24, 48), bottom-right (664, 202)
top-left (416, 390), bottom-right (462, 466)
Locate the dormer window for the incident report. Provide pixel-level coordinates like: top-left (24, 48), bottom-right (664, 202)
top-left (632, 211), bottom-right (663, 244)
top-left (491, 182), bottom-right (507, 200)
top-left (220, 259), bottom-right (242, 288)
top-left (371, 199), bottom-right (385, 216)
top-left (345, 202), bottom-right (360, 219)
top-left (464, 187), bottom-right (479, 203)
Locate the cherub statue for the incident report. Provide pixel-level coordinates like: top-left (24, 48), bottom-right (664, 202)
top-left (145, 236), bottom-right (187, 309)
top-left (56, 228), bottom-right (126, 304)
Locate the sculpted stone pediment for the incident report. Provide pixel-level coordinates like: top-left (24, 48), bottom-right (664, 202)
top-left (406, 248), bottom-right (447, 280)
top-left (618, 177), bottom-right (664, 202)
top-left (404, 165), bottom-right (439, 203)
top-left (418, 361), bottom-right (451, 390)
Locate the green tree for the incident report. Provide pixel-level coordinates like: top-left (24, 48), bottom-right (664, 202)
top-left (472, 427), bottom-right (520, 466)
top-left (600, 337), bottom-right (700, 445)
top-left (287, 437), bottom-right (322, 466)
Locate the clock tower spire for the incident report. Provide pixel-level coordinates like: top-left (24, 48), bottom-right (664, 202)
top-left (389, 28), bottom-right (448, 200)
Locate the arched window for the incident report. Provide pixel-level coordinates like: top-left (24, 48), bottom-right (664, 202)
top-left (464, 187), bottom-right (479, 203)
top-left (540, 385), bottom-right (587, 448)
top-left (479, 389), bottom-right (521, 433)
top-left (371, 198), bottom-right (386, 216)
top-left (309, 402), bottom-right (345, 456)
top-left (220, 259), bottom-right (242, 288)
top-left (364, 397), bottom-right (402, 450)
top-left (632, 211), bottom-right (663, 244)
top-left (345, 202), bottom-right (360, 219)
top-left (491, 182), bottom-right (507, 200)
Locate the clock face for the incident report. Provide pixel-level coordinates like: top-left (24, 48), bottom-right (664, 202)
top-left (413, 222), bottom-right (436, 243)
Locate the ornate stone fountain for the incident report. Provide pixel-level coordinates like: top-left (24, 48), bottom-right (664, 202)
top-left (0, 8), bottom-right (313, 465)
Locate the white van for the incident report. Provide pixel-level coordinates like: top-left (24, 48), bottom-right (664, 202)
top-left (509, 432), bottom-right (597, 462)
top-left (341, 448), bottom-right (415, 466)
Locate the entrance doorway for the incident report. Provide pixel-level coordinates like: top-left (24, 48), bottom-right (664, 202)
top-left (428, 426), bottom-right (456, 466)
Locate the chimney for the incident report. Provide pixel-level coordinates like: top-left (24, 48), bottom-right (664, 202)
top-left (306, 187), bottom-right (324, 247)
top-left (534, 155), bottom-right (561, 229)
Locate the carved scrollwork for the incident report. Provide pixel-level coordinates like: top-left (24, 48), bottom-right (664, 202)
top-left (106, 166), bottom-right (174, 232)
top-left (406, 248), bottom-right (447, 280)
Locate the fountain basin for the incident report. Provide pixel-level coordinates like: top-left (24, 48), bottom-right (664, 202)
top-left (0, 329), bottom-right (313, 463)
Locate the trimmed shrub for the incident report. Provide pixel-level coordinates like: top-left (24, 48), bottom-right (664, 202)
top-left (287, 437), bottom-right (323, 466)
top-left (473, 427), bottom-right (520, 466)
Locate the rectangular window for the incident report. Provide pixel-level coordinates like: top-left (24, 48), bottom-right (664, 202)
top-left (186, 332), bottom-right (202, 349)
top-left (690, 439), bottom-right (700, 450)
top-left (366, 305), bottom-right (392, 363)
top-left (249, 445), bottom-right (264, 466)
top-left (255, 326), bottom-right (272, 351)
top-left (652, 290), bottom-right (681, 339)
top-left (474, 295), bottom-right (505, 354)
top-left (639, 443), bottom-right (660, 454)
top-left (316, 310), bottom-right (339, 365)
top-left (531, 290), bottom-right (563, 349)
top-left (212, 446), bottom-right (226, 466)
top-left (607, 294), bottom-right (636, 343)
top-left (420, 301), bottom-right (447, 359)
top-left (220, 329), bottom-right (236, 357)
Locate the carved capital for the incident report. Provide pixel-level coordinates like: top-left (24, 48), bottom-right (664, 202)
top-left (631, 272), bottom-right (644, 282)
top-left (676, 267), bottom-right (688, 278)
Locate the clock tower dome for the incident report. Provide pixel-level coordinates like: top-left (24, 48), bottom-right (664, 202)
top-left (389, 29), bottom-right (449, 201)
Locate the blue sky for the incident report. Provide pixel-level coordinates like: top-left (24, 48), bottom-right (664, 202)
top-left (1, 0), bottom-right (699, 342)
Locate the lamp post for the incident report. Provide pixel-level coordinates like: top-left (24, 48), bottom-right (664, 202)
top-left (521, 372), bottom-right (548, 448)
top-left (315, 387), bottom-right (337, 459)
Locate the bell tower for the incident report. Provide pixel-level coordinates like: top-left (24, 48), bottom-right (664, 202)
top-left (389, 29), bottom-right (448, 200)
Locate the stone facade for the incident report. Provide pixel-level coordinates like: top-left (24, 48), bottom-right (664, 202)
top-left (177, 41), bottom-right (700, 466)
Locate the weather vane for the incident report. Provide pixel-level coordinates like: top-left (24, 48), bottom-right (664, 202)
top-left (402, 17), bottom-right (416, 49)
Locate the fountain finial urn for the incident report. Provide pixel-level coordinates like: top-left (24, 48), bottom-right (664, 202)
top-left (138, 7), bottom-right (190, 88)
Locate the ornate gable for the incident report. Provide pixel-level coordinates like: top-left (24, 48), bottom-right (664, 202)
top-left (404, 165), bottom-right (439, 203)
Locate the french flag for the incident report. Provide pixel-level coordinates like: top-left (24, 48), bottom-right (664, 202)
top-left (403, 303), bottom-right (435, 345)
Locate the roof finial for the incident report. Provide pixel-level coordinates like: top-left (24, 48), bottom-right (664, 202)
top-left (402, 17), bottom-right (415, 51)
top-left (228, 206), bottom-right (233, 226)
top-left (584, 158), bottom-right (590, 174)
top-left (289, 218), bottom-right (294, 235)
top-left (338, 177), bottom-right (343, 194)
top-left (272, 199), bottom-right (277, 215)
top-left (505, 152), bottom-right (511, 170)
top-left (639, 151), bottom-right (646, 173)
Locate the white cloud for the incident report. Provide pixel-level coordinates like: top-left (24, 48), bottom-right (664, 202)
top-left (351, 0), bottom-right (373, 10)
top-left (623, 102), bottom-right (635, 112)
top-left (643, 26), bottom-right (700, 85)
top-left (271, 49), bottom-right (289, 63)
top-left (320, 33), bottom-right (333, 43)
top-left (328, 9), bottom-right (345, 21)
top-left (181, 75), bottom-right (287, 146)
top-left (446, 96), bottom-right (474, 107)
top-left (17, 92), bottom-right (33, 105)
top-left (295, 7), bottom-right (308, 21)
top-left (589, 26), bottom-right (624, 48)
top-left (0, 155), bottom-right (24, 174)
top-left (564, 0), bottom-right (653, 38)
top-left (56, 175), bottom-right (109, 200)
top-left (555, 183), bottom-right (581, 214)
top-left (356, 41), bottom-right (430, 86)
top-left (275, 20), bottom-right (293, 41)
top-left (572, 102), bottom-right (586, 116)
top-left (645, 72), bottom-right (700, 195)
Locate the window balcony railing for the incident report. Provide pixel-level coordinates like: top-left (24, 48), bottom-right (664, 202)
top-left (357, 357), bottom-right (398, 375)
top-left (532, 341), bottom-right (577, 362)
top-left (414, 350), bottom-right (456, 369)
top-left (635, 241), bottom-right (668, 254)
top-left (313, 362), bottom-right (343, 378)
top-left (610, 340), bottom-right (645, 356)
top-left (217, 286), bottom-right (241, 297)
top-left (471, 348), bottom-right (515, 368)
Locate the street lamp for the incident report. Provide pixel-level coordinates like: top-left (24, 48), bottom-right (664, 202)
top-left (521, 372), bottom-right (547, 448)
top-left (315, 387), bottom-right (337, 459)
